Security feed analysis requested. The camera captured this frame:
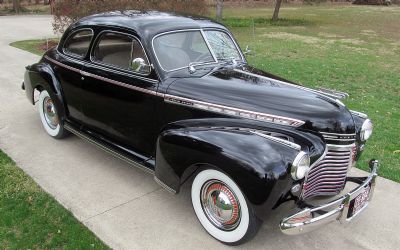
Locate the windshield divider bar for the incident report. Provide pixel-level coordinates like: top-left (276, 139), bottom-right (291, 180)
top-left (200, 29), bottom-right (218, 63)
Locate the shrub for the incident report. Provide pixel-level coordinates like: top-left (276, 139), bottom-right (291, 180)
top-left (52, 0), bottom-right (209, 34)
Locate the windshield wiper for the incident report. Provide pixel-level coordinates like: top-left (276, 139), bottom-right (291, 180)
top-left (187, 58), bottom-right (245, 74)
top-left (217, 57), bottom-right (245, 67)
top-left (187, 61), bottom-right (218, 74)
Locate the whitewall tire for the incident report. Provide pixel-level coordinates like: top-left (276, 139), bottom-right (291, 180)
top-left (38, 90), bottom-right (66, 139)
top-left (191, 169), bottom-right (259, 245)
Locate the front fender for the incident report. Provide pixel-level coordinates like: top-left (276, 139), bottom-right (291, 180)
top-left (156, 126), bottom-right (304, 207)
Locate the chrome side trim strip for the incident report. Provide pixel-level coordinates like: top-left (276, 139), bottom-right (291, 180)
top-left (154, 176), bottom-right (177, 194)
top-left (45, 55), bottom-right (81, 74)
top-left (64, 123), bottom-right (155, 175)
top-left (80, 70), bottom-right (160, 96)
top-left (250, 130), bottom-right (301, 150)
top-left (164, 94), bottom-right (305, 127)
top-left (45, 56), bottom-right (304, 127)
top-left (45, 55), bottom-right (161, 96)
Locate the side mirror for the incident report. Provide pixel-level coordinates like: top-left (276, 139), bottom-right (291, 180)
top-left (244, 45), bottom-right (252, 55)
top-left (130, 58), bottom-right (151, 75)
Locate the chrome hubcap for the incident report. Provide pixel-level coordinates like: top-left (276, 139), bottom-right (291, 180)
top-left (43, 96), bottom-right (58, 129)
top-left (201, 180), bottom-right (241, 231)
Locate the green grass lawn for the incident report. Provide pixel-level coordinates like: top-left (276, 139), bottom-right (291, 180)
top-left (9, 5), bottom-right (400, 183)
top-left (0, 150), bottom-right (109, 249)
top-left (10, 39), bottom-right (59, 56)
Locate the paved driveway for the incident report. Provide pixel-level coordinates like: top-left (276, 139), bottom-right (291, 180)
top-left (0, 15), bottom-right (399, 250)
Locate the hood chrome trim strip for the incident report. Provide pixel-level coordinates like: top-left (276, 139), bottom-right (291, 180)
top-left (233, 69), bottom-right (348, 102)
top-left (164, 94), bottom-right (305, 127)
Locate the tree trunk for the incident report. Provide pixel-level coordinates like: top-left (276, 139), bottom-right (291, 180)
top-left (216, 0), bottom-right (223, 22)
top-left (272, 0), bottom-right (283, 21)
top-left (13, 0), bottom-right (21, 14)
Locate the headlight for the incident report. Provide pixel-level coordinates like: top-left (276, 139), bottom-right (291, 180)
top-left (291, 152), bottom-right (311, 180)
top-left (360, 119), bottom-right (373, 141)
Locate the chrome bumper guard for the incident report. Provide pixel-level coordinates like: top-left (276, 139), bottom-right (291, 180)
top-left (280, 160), bottom-right (379, 235)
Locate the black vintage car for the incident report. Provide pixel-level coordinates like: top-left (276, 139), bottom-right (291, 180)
top-left (23, 11), bottom-right (378, 245)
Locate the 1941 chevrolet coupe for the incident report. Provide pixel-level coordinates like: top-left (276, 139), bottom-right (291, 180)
top-left (23, 11), bottom-right (378, 245)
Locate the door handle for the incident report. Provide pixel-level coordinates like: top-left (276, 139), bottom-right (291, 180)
top-left (80, 70), bottom-right (91, 80)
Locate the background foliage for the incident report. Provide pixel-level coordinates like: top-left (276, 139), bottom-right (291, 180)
top-left (51, 0), bottom-right (209, 34)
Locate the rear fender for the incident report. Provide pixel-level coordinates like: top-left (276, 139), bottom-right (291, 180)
top-left (24, 62), bottom-right (66, 121)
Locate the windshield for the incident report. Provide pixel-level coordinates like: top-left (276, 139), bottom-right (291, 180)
top-left (203, 30), bottom-right (241, 61)
top-left (153, 30), bottom-right (242, 72)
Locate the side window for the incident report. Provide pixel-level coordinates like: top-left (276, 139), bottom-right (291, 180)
top-left (92, 32), bottom-right (150, 75)
top-left (63, 29), bottom-right (93, 58)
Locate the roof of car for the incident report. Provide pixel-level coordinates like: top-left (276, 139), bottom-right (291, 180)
top-left (72, 10), bottom-right (227, 39)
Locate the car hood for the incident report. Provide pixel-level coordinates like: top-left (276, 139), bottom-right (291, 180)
top-left (166, 65), bottom-right (355, 134)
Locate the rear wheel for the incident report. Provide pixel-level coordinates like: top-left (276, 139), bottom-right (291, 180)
top-left (38, 90), bottom-right (67, 139)
top-left (191, 169), bottom-right (260, 245)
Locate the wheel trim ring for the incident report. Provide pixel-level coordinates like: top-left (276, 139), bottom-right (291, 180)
top-left (200, 180), bottom-right (241, 231)
top-left (43, 96), bottom-right (59, 129)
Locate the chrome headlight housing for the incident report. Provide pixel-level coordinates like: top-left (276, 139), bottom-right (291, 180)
top-left (360, 119), bottom-right (373, 141)
top-left (291, 151), bottom-right (311, 180)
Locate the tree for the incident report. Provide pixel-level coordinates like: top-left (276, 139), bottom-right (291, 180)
top-left (272, 0), bottom-right (283, 21)
top-left (12, 0), bottom-right (21, 14)
top-left (216, 0), bottom-right (223, 22)
top-left (52, 0), bottom-right (209, 35)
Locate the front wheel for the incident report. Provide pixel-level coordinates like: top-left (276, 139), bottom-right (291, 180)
top-left (191, 169), bottom-right (260, 245)
top-left (38, 90), bottom-right (67, 139)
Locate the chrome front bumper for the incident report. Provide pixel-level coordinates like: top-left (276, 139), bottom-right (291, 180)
top-left (280, 160), bottom-right (379, 235)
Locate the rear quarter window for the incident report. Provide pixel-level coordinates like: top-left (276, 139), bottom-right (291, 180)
top-left (63, 29), bottom-right (93, 58)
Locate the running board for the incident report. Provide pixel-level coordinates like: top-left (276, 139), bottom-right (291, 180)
top-left (64, 123), bottom-right (155, 175)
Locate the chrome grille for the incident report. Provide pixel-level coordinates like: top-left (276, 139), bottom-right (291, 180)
top-left (302, 144), bottom-right (354, 199)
